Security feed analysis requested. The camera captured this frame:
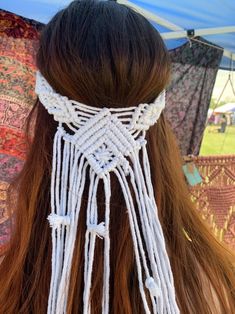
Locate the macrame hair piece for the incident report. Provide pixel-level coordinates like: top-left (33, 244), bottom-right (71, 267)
top-left (35, 71), bottom-right (180, 314)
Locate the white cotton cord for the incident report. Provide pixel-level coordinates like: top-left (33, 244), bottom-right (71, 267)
top-left (141, 138), bottom-right (155, 201)
top-left (133, 149), bottom-right (168, 260)
top-left (56, 160), bottom-right (88, 313)
top-left (141, 142), bottom-right (166, 249)
top-left (83, 171), bottom-right (99, 314)
top-left (84, 169), bottom-right (96, 283)
top-left (117, 163), bottom-right (168, 314)
top-left (114, 167), bottom-right (152, 314)
top-left (48, 144), bottom-right (88, 314)
top-left (53, 129), bottom-right (64, 313)
top-left (61, 155), bottom-right (88, 313)
top-left (131, 152), bottom-right (168, 271)
top-left (130, 151), bottom-right (179, 313)
top-left (141, 144), bottom-right (179, 311)
top-left (47, 130), bottom-right (68, 314)
top-left (47, 129), bottom-right (61, 314)
top-left (128, 164), bottom-right (165, 314)
top-left (102, 174), bottom-right (111, 314)
top-left (61, 143), bottom-right (79, 309)
top-left (83, 172), bottom-right (111, 314)
top-left (59, 139), bottom-right (70, 268)
top-left (148, 197), bottom-right (180, 313)
top-left (141, 144), bottom-right (167, 248)
top-left (132, 152), bottom-right (171, 309)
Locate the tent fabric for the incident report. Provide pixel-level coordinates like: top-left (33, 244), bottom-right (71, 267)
top-left (131, 0), bottom-right (235, 70)
top-left (166, 37), bottom-right (223, 155)
top-left (214, 103), bottom-right (235, 113)
top-left (0, 0), bottom-right (234, 70)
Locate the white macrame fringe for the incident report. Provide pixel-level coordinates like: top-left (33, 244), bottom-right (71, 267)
top-left (36, 72), bottom-right (180, 314)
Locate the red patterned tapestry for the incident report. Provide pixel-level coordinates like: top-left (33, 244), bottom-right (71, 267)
top-left (0, 9), bottom-right (42, 253)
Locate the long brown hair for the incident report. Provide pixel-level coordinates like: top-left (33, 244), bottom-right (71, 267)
top-left (0, 1), bottom-right (234, 313)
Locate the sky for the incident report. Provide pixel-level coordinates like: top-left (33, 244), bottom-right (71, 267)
top-left (212, 70), bottom-right (235, 103)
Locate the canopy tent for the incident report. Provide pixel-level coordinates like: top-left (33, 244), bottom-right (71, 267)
top-left (214, 103), bottom-right (235, 113)
top-left (0, 0), bottom-right (235, 70)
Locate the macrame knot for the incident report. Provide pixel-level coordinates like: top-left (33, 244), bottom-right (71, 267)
top-left (137, 136), bottom-right (147, 147)
top-left (87, 222), bottom-right (106, 239)
top-left (46, 95), bottom-right (73, 123)
top-left (48, 213), bottom-right (71, 228)
top-left (145, 277), bottom-right (161, 298)
top-left (139, 104), bottom-right (162, 127)
top-left (94, 144), bottom-right (112, 167)
top-left (57, 126), bottom-right (66, 136)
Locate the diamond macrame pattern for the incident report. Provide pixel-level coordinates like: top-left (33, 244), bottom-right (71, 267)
top-left (66, 109), bottom-right (139, 176)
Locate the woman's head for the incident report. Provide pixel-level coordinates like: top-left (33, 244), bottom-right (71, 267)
top-left (37, 0), bottom-right (170, 108)
top-left (0, 1), bottom-right (235, 314)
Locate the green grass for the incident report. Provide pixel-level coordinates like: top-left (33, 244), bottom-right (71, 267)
top-left (200, 125), bottom-right (235, 155)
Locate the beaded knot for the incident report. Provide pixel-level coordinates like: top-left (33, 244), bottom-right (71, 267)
top-left (145, 277), bottom-right (161, 298)
top-left (48, 213), bottom-right (71, 228)
top-left (87, 222), bottom-right (106, 239)
top-left (139, 103), bottom-right (163, 126)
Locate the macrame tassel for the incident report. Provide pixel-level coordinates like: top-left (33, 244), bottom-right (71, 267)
top-left (102, 174), bottom-right (111, 314)
top-left (83, 171), bottom-right (100, 314)
top-left (83, 172), bottom-right (111, 314)
top-left (37, 72), bottom-right (179, 314)
top-left (47, 128), bottom-right (179, 314)
top-left (133, 148), bottom-right (179, 313)
top-left (47, 128), bottom-right (63, 314)
top-left (47, 126), bottom-right (88, 314)
top-left (142, 143), bottom-right (179, 312)
top-left (114, 166), bottom-right (153, 314)
top-left (114, 142), bottom-right (179, 314)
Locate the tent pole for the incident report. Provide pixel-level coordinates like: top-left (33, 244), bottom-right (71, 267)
top-left (190, 38), bottom-right (235, 61)
top-left (162, 26), bottom-right (235, 39)
top-left (116, 0), bottom-right (235, 61)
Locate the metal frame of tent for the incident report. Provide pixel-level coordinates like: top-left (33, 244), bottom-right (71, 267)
top-left (118, 0), bottom-right (235, 62)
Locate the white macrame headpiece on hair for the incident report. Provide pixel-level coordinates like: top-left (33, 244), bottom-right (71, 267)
top-left (35, 71), bottom-right (180, 314)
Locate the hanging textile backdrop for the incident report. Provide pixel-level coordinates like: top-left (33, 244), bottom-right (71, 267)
top-left (0, 10), bottom-right (43, 252)
top-left (0, 9), bottom-right (231, 253)
top-left (190, 155), bottom-right (235, 250)
top-left (165, 38), bottom-right (223, 155)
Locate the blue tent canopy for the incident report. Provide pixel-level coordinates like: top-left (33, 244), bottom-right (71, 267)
top-left (0, 0), bottom-right (235, 69)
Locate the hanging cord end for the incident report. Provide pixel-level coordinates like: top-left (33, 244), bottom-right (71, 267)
top-left (145, 277), bottom-right (161, 298)
top-left (87, 222), bottom-right (107, 239)
top-left (47, 213), bottom-right (71, 228)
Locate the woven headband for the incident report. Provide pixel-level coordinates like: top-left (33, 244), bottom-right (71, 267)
top-left (35, 71), bottom-right (179, 314)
